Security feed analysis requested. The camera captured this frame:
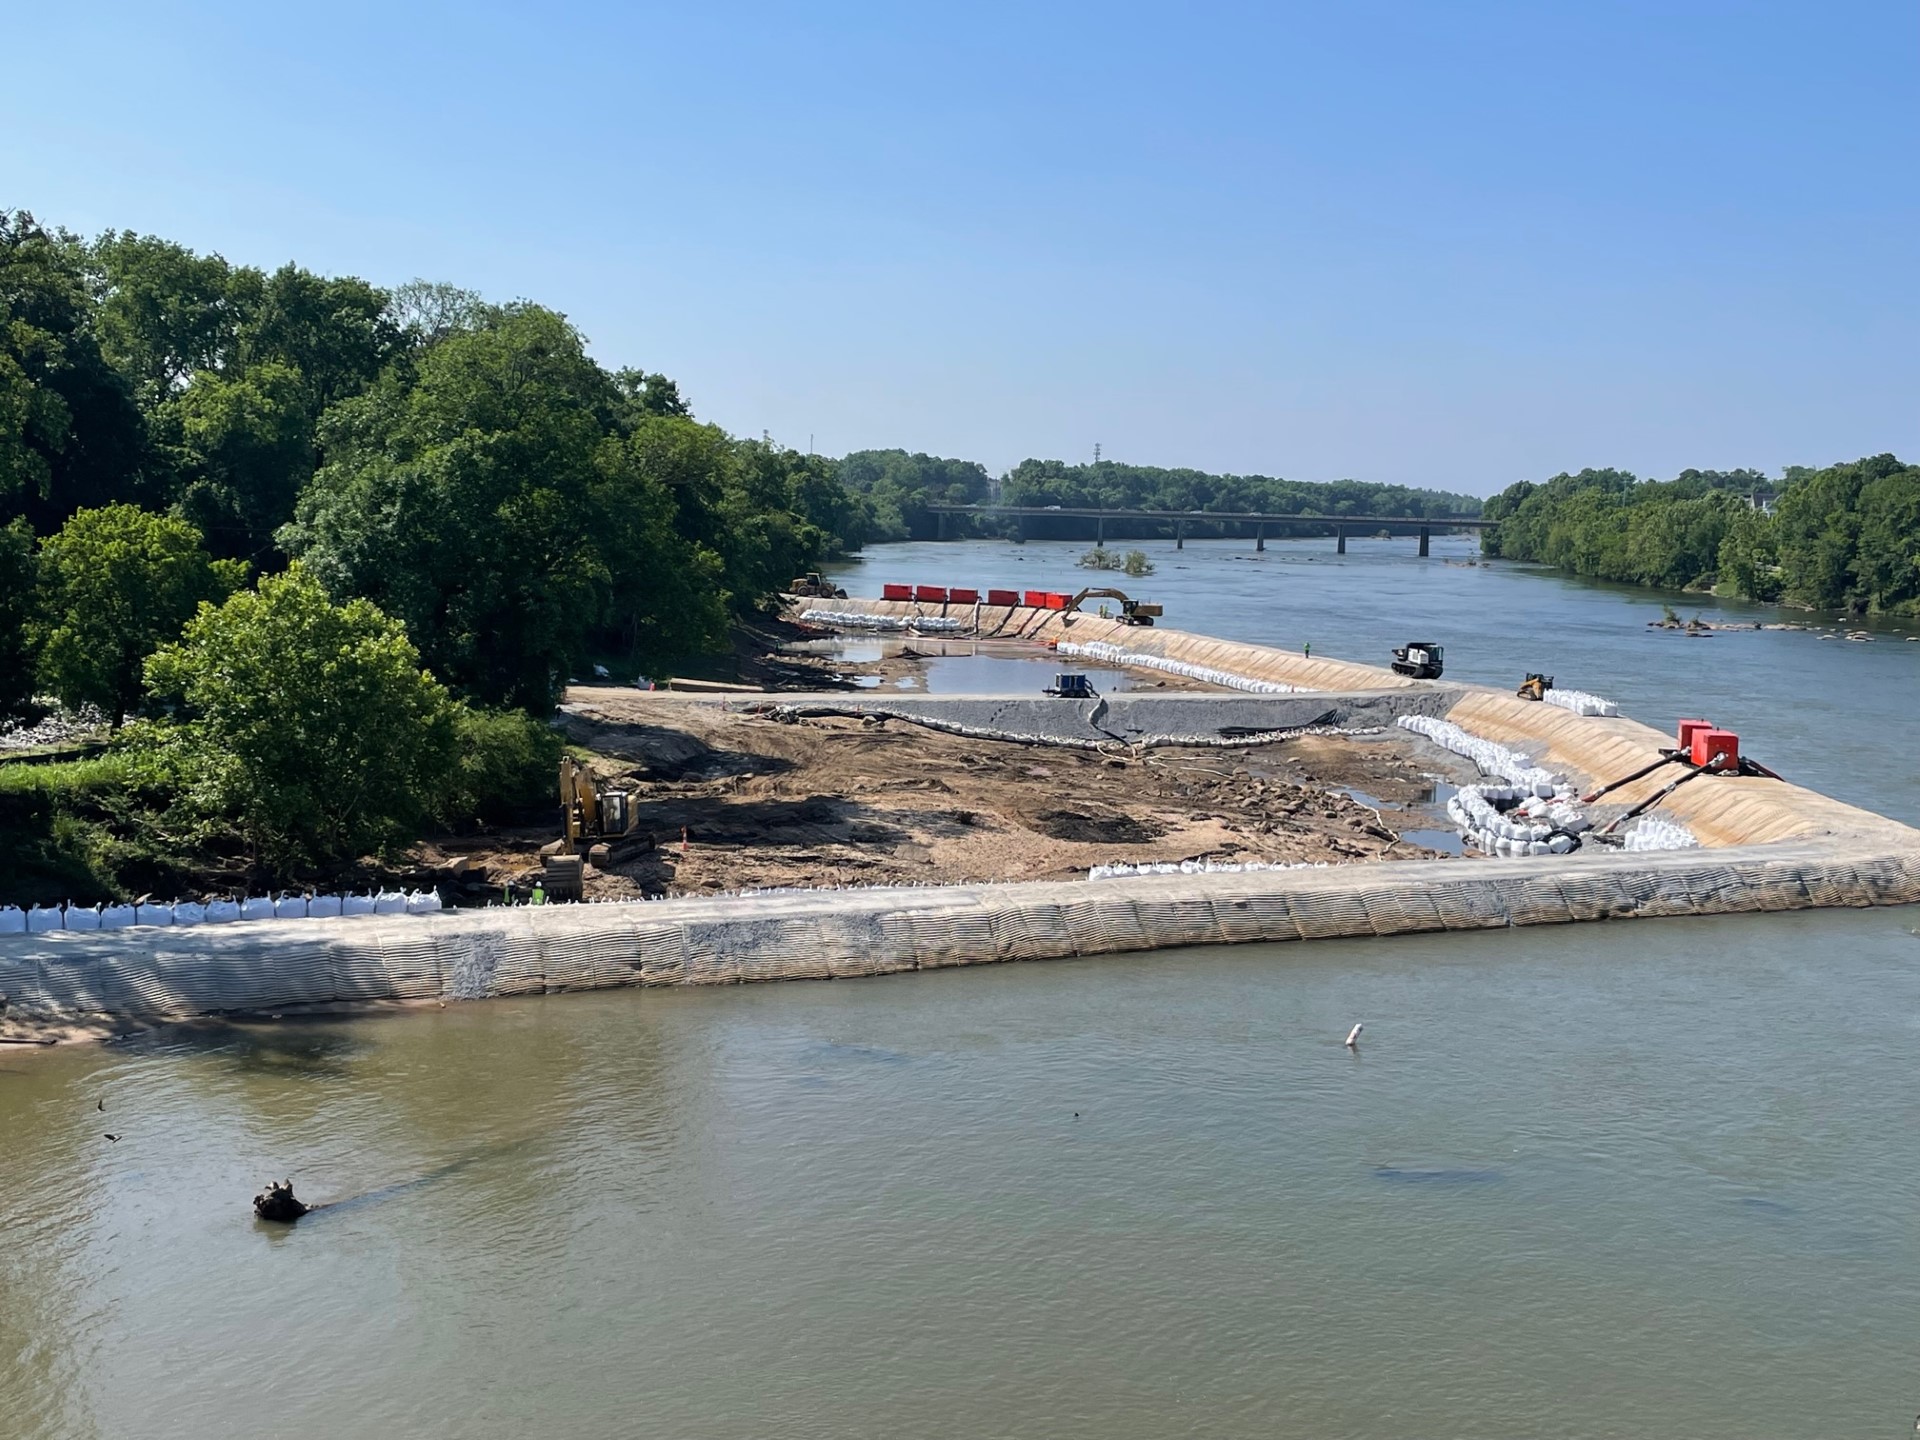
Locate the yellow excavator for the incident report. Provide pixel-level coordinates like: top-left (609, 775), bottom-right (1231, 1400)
top-left (1065, 587), bottom-right (1163, 625)
top-left (1516, 673), bottom-right (1554, 702)
top-left (540, 756), bottom-right (645, 900)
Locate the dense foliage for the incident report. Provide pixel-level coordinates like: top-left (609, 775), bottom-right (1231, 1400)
top-left (144, 567), bottom-right (464, 873)
top-left (1481, 457), bottom-right (1920, 613)
top-left (0, 207), bottom-right (862, 884)
top-left (1004, 459), bottom-right (1482, 527)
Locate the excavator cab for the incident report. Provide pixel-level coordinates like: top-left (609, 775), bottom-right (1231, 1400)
top-left (1516, 673), bottom-right (1553, 702)
top-left (1390, 642), bottom-right (1445, 680)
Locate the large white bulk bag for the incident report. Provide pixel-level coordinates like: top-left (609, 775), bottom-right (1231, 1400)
top-left (241, 895), bottom-right (275, 921)
top-left (405, 890), bottom-right (442, 914)
top-left (0, 905), bottom-right (24, 934)
top-left (28, 905), bottom-right (63, 932)
top-left (274, 894), bottom-right (308, 920)
top-left (63, 905), bottom-right (100, 931)
top-left (206, 898), bottom-right (241, 923)
top-left (342, 893), bottom-right (376, 917)
top-left (99, 904), bottom-right (135, 930)
top-left (135, 902), bottom-right (173, 927)
top-left (173, 901), bottom-right (207, 926)
top-left (374, 890), bottom-right (407, 915)
top-left (307, 894), bottom-right (342, 919)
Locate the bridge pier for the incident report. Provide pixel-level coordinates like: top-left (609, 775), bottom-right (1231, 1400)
top-left (1175, 520), bottom-right (1184, 551)
top-left (1096, 514), bottom-right (1104, 547)
top-left (1418, 527), bottom-right (1430, 558)
top-left (937, 509), bottom-right (947, 541)
top-left (1255, 522), bottom-right (1264, 552)
top-left (1336, 525), bottom-right (1346, 555)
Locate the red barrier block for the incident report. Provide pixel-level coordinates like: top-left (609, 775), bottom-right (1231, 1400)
top-left (986, 589), bottom-right (1020, 607)
top-left (881, 583), bottom-right (911, 601)
top-left (1023, 590), bottom-right (1050, 608)
top-left (913, 585), bottom-right (948, 603)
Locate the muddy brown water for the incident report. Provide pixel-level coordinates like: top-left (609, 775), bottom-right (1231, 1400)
top-left (4, 535), bottom-right (1919, 1438)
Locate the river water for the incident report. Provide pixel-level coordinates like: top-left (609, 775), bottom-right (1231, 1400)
top-left (5, 536), bottom-right (1917, 1439)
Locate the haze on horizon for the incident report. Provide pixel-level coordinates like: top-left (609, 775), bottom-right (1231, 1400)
top-left (4, 0), bottom-right (1914, 498)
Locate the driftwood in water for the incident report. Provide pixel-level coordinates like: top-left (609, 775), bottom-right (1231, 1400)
top-left (253, 1179), bottom-right (310, 1223)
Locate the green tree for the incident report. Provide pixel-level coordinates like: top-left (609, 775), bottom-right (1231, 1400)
top-left (0, 518), bottom-right (39, 723)
top-left (143, 565), bottom-right (459, 873)
top-left (0, 211), bottom-right (150, 530)
top-left (283, 305), bottom-right (621, 708)
top-left (35, 504), bottom-right (243, 726)
top-left (162, 360), bottom-right (313, 562)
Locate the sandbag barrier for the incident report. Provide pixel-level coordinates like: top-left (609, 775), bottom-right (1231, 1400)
top-left (6, 843), bottom-right (1919, 1024)
top-left (1054, 640), bottom-right (1302, 694)
top-left (1446, 784), bottom-right (1586, 856)
top-left (0, 891), bottom-right (443, 935)
top-left (1088, 859), bottom-right (1334, 880)
top-left (798, 608), bottom-right (969, 634)
top-left (1622, 816), bottom-right (1701, 852)
top-left (1543, 687), bottom-right (1619, 718)
top-left (1406, 715), bottom-right (1705, 856)
top-left (1398, 714), bottom-right (1572, 801)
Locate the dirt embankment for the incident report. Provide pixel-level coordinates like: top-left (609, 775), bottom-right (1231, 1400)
top-left (415, 695), bottom-right (1456, 900)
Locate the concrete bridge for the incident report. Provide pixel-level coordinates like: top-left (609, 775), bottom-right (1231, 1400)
top-left (926, 503), bottom-right (1489, 555)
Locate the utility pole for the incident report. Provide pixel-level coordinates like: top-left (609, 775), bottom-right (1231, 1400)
top-left (1094, 442), bottom-right (1102, 464)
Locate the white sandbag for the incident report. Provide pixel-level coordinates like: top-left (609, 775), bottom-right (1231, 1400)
top-left (0, 906), bottom-right (24, 934)
top-left (1544, 687), bottom-right (1620, 718)
top-left (99, 904), bottom-right (136, 930)
top-left (27, 906), bottom-right (63, 932)
top-left (374, 890), bottom-right (408, 915)
top-left (405, 890), bottom-right (442, 914)
top-left (342, 893), bottom-right (377, 917)
top-left (173, 901), bottom-right (207, 926)
top-left (307, 894), bottom-right (342, 919)
top-left (134, 903), bottom-right (174, 927)
top-left (63, 905), bottom-right (101, 931)
top-left (274, 894), bottom-right (308, 920)
top-left (241, 895), bottom-right (276, 921)
top-left (206, 898), bottom-right (241, 923)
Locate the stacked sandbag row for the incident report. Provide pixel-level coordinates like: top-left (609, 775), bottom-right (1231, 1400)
top-left (1622, 816), bottom-right (1701, 851)
top-left (1445, 784), bottom-right (1585, 856)
top-left (798, 608), bottom-right (966, 634)
top-left (1543, 688), bottom-right (1620, 717)
top-left (1054, 640), bottom-right (1301, 694)
top-left (1398, 714), bottom-right (1572, 801)
top-left (0, 891), bottom-right (442, 935)
top-left (1088, 859), bottom-right (1331, 880)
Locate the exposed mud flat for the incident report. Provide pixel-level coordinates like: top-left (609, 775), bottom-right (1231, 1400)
top-left (414, 695), bottom-right (1456, 900)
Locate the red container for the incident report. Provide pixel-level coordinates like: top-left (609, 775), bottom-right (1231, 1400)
top-left (1691, 728), bottom-right (1740, 770)
top-left (1023, 590), bottom-right (1050, 608)
top-left (986, 589), bottom-right (1019, 607)
top-left (881, 583), bottom-right (911, 601)
top-left (1676, 717), bottom-right (1713, 752)
top-left (1043, 591), bottom-right (1070, 610)
top-left (913, 585), bottom-right (948, 604)
top-left (948, 588), bottom-right (979, 605)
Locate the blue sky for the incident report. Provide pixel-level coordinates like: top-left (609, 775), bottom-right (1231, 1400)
top-left (5, 1), bottom-right (1914, 494)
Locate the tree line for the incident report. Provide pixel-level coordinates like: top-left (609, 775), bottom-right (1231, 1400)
top-left (1479, 456), bottom-right (1920, 613)
top-left (0, 209), bottom-right (865, 893)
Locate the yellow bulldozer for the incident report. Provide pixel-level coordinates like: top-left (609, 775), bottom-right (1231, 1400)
top-left (789, 573), bottom-right (847, 598)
